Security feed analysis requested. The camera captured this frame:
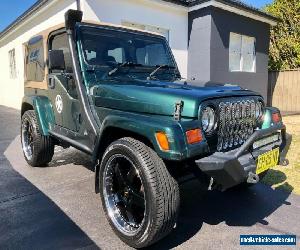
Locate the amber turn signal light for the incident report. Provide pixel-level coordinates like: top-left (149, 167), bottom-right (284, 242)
top-left (272, 112), bottom-right (281, 123)
top-left (155, 132), bottom-right (170, 151)
top-left (186, 129), bottom-right (202, 144)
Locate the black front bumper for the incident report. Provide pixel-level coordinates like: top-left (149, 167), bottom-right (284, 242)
top-left (195, 124), bottom-right (287, 191)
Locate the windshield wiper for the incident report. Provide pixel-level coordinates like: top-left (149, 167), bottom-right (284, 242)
top-left (147, 65), bottom-right (176, 80)
top-left (108, 61), bottom-right (142, 76)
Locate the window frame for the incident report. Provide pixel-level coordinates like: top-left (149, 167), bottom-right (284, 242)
top-left (229, 32), bottom-right (256, 73)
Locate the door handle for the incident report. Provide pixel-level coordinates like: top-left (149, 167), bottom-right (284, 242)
top-left (48, 77), bottom-right (55, 89)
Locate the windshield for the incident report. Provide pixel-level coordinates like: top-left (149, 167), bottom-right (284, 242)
top-left (79, 26), bottom-right (180, 82)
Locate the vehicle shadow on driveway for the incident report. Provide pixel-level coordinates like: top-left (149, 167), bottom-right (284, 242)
top-left (0, 106), bottom-right (99, 250)
top-left (48, 146), bottom-right (94, 171)
top-left (148, 179), bottom-right (292, 249)
top-left (0, 176), bottom-right (99, 250)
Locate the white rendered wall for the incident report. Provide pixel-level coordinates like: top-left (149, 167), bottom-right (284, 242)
top-left (0, 0), bottom-right (77, 109)
top-left (82, 0), bottom-right (188, 78)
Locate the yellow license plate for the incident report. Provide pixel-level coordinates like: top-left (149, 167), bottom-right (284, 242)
top-left (256, 148), bottom-right (280, 175)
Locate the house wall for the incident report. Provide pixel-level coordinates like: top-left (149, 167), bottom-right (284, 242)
top-left (210, 7), bottom-right (270, 100)
top-left (0, 0), bottom-right (77, 109)
top-left (188, 7), bottom-right (270, 100)
top-left (188, 7), bottom-right (212, 83)
top-left (82, 0), bottom-right (188, 78)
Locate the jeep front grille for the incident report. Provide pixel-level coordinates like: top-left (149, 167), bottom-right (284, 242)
top-left (216, 99), bottom-right (257, 151)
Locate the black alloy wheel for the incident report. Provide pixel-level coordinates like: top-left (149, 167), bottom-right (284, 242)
top-left (103, 154), bottom-right (146, 235)
top-left (99, 137), bottom-right (180, 248)
top-left (21, 110), bottom-right (54, 167)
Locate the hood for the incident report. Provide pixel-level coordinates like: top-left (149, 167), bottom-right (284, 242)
top-left (91, 79), bottom-right (261, 118)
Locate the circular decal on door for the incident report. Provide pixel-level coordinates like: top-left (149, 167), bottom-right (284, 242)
top-left (55, 95), bottom-right (63, 114)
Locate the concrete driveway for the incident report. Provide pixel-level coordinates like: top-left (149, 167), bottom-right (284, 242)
top-left (0, 105), bottom-right (299, 250)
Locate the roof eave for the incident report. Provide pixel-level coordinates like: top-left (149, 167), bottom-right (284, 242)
top-left (188, 0), bottom-right (278, 26)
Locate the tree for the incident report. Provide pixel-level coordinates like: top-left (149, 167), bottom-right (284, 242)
top-left (265, 0), bottom-right (300, 70)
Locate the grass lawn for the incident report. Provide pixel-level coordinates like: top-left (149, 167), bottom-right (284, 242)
top-left (262, 115), bottom-right (300, 195)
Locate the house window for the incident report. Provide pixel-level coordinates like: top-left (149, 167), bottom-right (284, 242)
top-left (122, 21), bottom-right (169, 41)
top-left (8, 49), bottom-right (17, 79)
top-left (229, 32), bottom-right (256, 72)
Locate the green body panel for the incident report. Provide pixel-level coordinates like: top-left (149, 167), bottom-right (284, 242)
top-left (47, 74), bottom-right (81, 132)
top-left (22, 93), bottom-right (55, 136)
top-left (90, 80), bottom-right (258, 118)
top-left (95, 107), bottom-right (209, 160)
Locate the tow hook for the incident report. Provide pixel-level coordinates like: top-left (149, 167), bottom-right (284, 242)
top-left (247, 172), bottom-right (260, 184)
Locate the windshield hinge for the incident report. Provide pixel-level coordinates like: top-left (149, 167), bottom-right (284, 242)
top-left (174, 100), bottom-right (184, 121)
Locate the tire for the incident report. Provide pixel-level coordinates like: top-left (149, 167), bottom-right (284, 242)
top-left (21, 110), bottom-right (54, 167)
top-left (99, 137), bottom-right (180, 248)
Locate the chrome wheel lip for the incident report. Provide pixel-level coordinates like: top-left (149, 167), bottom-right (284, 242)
top-left (21, 118), bottom-right (33, 161)
top-left (103, 154), bottom-right (146, 237)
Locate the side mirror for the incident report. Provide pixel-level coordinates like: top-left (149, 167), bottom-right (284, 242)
top-left (48, 50), bottom-right (65, 71)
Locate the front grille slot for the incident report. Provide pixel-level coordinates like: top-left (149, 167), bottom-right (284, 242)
top-left (217, 99), bottom-right (257, 151)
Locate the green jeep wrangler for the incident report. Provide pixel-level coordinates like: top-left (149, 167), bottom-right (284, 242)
top-left (21, 10), bottom-right (287, 248)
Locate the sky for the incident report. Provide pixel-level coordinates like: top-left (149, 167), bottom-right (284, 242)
top-left (0, 0), bottom-right (37, 32)
top-left (243, 0), bottom-right (273, 8)
top-left (0, 0), bottom-right (273, 33)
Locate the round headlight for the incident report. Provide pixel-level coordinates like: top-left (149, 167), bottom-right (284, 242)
top-left (255, 102), bottom-right (263, 119)
top-left (201, 106), bottom-right (216, 133)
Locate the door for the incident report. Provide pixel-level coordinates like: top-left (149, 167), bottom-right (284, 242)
top-left (47, 31), bottom-right (81, 132)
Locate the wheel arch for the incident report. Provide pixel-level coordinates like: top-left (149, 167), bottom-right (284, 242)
top-left (21, 102), bottom-right (34, 117)
top-left (94, 125), bottom-right (156, 194)
top-left (98, 126), bottom-right (155, 156)
top-left (21, 96), bottom-right (55, 136)
top-left (92, 114), bottom-right (186, 193)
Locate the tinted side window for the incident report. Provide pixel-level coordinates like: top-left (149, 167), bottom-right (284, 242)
top-left (50, 33), bottom-right (73, 73)
top-left (26, 36), bottom-right (44, 82)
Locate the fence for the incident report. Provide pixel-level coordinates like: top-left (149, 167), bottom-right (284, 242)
top-left (268, 69), bottom-right (300, 114)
